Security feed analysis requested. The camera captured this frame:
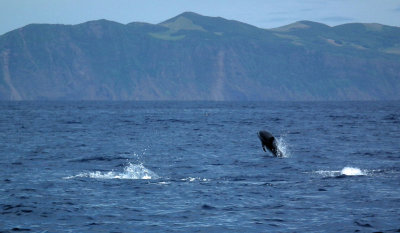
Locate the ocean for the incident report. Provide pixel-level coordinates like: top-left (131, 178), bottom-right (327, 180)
top-left (1, 101), bottom-right (399, 232)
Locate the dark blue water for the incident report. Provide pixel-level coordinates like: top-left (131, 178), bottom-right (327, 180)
top-left (1, 101), bottom-right (399, 232)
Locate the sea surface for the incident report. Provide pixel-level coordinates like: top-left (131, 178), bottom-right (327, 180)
top-left (0, 101), bottom-right (399, 232)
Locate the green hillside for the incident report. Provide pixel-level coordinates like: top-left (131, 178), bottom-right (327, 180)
top-left (0, 12), bottom-right (399, 100)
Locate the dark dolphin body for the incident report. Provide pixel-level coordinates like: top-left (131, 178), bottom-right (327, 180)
top-left (257, 130), bottom-right (283, 157)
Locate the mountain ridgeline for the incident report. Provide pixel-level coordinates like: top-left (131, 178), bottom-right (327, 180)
top-left (0, 12), bottom-right (399, 100)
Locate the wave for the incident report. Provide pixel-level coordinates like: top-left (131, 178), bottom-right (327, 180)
top-left (64, 163), bottom-right (159, 180)
top-left (314, 167), bottom-right (367, 178)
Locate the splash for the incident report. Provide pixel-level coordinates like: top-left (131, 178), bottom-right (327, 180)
top-left (314, 167), bottom-right (366, 177)
top-left (276, 136), bottom-right (291, 158)
top-left (65, 163), bottom-right (159, 180)
top-left (340, 167), bottom-right (366, 176)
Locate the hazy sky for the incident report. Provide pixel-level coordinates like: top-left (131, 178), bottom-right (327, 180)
top-left (1, 0), bottom-right (400, 35)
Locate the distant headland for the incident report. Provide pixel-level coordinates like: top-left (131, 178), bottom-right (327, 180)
top-left (1, 12), bottom-right (399, 100)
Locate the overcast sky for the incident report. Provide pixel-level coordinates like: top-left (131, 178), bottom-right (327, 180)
top-left (1, 0), bottom-right (400, 35)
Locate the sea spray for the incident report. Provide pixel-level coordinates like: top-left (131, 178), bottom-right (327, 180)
top-left (65, 163), bottom-right (159, 180)
top-left (276, 136), bottom-right (291, 158)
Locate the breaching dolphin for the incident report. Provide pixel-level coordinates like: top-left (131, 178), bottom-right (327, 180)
top-left (257, 130), bottom-right (283, 157)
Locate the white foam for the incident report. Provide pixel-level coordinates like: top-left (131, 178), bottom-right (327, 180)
top-left (180, 177), bottom-right (210, 182)
top-left (314, 166), bottom-right (366, 177)
top-left (340, 167), bottom-right (366, 176)
top-left (314, 170), bottom-right (341, 177)
top-left (65, 163), bottom-right (159, 180)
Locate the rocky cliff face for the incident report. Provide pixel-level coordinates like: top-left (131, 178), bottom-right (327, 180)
top-left (0, 12), bottom-right (399, 100)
